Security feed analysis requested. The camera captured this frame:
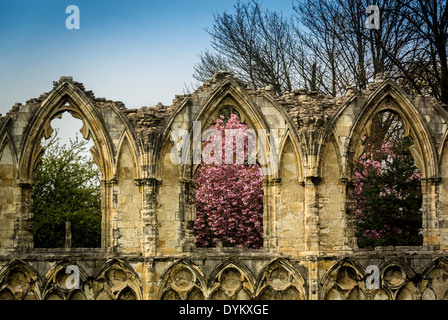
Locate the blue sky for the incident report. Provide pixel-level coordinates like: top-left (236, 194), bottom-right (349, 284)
top-left (0, 0), bottom-right (297, 116)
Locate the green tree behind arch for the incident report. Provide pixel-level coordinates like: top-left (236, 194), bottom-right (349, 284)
top-left (354, 111), bottom-right (423, 248)
top-left (32, 131), bottom-right (102, 248)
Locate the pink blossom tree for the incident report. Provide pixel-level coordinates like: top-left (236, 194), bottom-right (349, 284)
top-left (193, 114), bottom-right (264, 249)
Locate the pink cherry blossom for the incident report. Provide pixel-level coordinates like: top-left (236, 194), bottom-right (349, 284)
top-left (194, 114), bottom-right (264, 249)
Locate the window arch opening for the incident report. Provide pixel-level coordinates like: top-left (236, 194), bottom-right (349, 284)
top-left (193, 113), bottom-right (264, 249)
top-left (354, 110), bottom-right (423, 248)
top-left (32, 111), bottom-right (102, 248)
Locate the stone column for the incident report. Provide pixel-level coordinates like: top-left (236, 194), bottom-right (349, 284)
top-left (178, 179), bottom-right (196, 252)
top-left (304, 177), bottom-right (320, 253)
top-left (132, 178), bottom-right (160, 300)
top-left (16, 180), bottom-right (34, 252)
top-left (101, 178), bottom-right (117, 249)
top-left (307, 256), bottom-right (320, 300)
top-left (263, 178), bottom-right (281, 250)
top-left (304, 176), bottom-right (321, 300)
top-left (136, 178), bottom-right (160, 256)
top-left (421, 177), bottom-right (441, 248)
top-left (343, 178), bottom-right (358, 249)
top-left (65, 221), bottom-right (72, 249)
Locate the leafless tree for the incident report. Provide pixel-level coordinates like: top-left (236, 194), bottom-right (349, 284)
top-left (193, 0), bottom-right (310, 96)
top-left (297, 0), bottom-right (448, 102)
top-left (193, 50), bottom-right (231, 83)
top-left (294, 0), bottom-right (354, 95)
top-left (193, 0), bottom-right (448, 103)
top-left (388, 0), bottom-right (448, 103)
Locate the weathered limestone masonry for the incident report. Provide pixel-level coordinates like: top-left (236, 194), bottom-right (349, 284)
top-left (1, 71), bottom-right (448, 300)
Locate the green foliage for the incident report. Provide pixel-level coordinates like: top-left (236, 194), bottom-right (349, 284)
top-left (32, 131), bottom-right (102, 248)
top-left (355, 137), bottom-right (423, 248)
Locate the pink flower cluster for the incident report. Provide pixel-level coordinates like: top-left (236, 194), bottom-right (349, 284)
top-left (194, 114), bottom-right (264, 249)
top-left (354, 141), bottom-right (392, 219)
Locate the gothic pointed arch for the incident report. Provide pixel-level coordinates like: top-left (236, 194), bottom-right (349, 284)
top-left (255, 258), bottom-right (307, 300)
top-left (0, 259), bottom-right (42, 300)
top-left (260, 91), bottom-right (305, 178)
top-left (68, 290), bottom-right (87, 300)
top-left (115, 130), bottom-right (141, 180)
top-left (378, 258), bottom-right (416, 281)
top-left (0, 132), bottom-right (18, 173)
top-left (44, 289), bottom-right (65, 300)
top-left (196, 76), bottom-right (268, 128)
top-left (0, 288), bottom-right (14, 300)
top-left (117, 286), bottom-right (138, 300)
top-left (113, 131), bottom-right (143, 250)
top-left (421, 256), bottom-right (448, 278)
top-left (195, 80), bottom-right (283, 179)
top-left (208, 258), bottom-right (256, 300)
top-left (341, 80), bottom-right (437, 248)
top-left (0, 134), bottom-right (19, 250)
top-left (19, 77), bottom-right (116, 181)
top-left (276, 131), bottom-right (307, 252)
top-left (420, 257), bottom-right (448, 300)
top-left (159, 75), bottom-right (277, 180)
top-left (438, 128), bottom-right (448, 166)
top-left (318, 131), bottom-right (343, 181)
top-left (345, 80), bottom-right (437, 180)
top-left (42, 260), bottom-right (88, 299)
top-left (320, 258), bottom-right (366, 300)
top-left (158, 259), bottom-right (206, 300)
top-left (93, 259), bottom-right (142, 300)
top-left (277, 129), bottom-right (303, 181)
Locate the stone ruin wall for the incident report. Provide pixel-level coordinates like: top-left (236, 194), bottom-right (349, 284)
top-left (1, 72), bottom-right (448, 300)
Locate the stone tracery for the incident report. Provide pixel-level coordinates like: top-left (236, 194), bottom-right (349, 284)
top-left (0, 72), bottom-right (448, 299)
